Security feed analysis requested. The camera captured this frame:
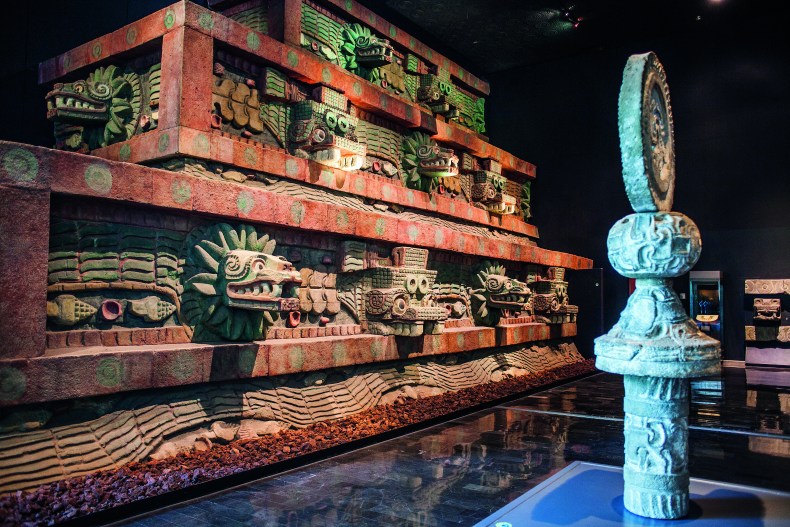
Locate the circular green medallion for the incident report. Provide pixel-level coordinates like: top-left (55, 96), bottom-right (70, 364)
top-left (287, 50), bottom-right (299, 68)
top-left (164, 9), bottom-right (176, 29)
top-left (0, 367), bottom-right (26, 401)
top-left (171, 180), bottom-right (192, 204)
top-left (119, 143), bottom-right (132, 161)
top-left (290, 201), bottom-right (305, 224)
top-left (96, 358), bottom-right (124, 388)
top-left (198, 12), bottom-right (214, 30)
top-left (84, 164), bottom-right (112, 194)
top-left (126, 27), bottom-right (138, 45)
top-left (158, 132), bottom-right (170, 152)
top-left (2, 148), bottom-right (38, 182)
top-left (170, 351), bottom-right (195, 381)
top-left (375, 218), bottom-right (386, 235)
top-left (247, 32), bottom-right (260, 50)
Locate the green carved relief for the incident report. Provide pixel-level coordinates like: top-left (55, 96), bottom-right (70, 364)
top-left (528, 266), bottom-right (578, 324)
top-left (339, 23), bottom-right (394, 77)
top-left (417, 72), bottom-right (486, 134)
top-left (471, 169), bottom-right (516, 215)
top-left (355, 118), bottom-right (402, 177)
top-left (401, 131), bottom-right (459, 194)
top-left (47, 218), bottom-right (184, 332)
top-left (46, 217), bottom-right (309, 342)
top-left (181, 224), bottom-right (301, 342)
top-left (470, 262), bottom-right (531, 326)
top-left (336, 245), bottom-right (446, 336)
top-left (300, 2), bottom-right (344, 63)
top-left (228, 4), bottom-right (269, 34)
top-left (46, 63), bottom-right (160, 151)
top-left (288, 87), bottom-right (366, 171)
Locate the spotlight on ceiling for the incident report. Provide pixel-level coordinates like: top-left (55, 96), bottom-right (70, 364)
top-left (562, 5), bottom-right (584, 28)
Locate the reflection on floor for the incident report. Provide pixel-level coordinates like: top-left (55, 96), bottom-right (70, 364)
top-left (116, 369), bottom-right (790, 526)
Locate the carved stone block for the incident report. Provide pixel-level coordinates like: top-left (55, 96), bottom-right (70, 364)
top-left (753, 298), bottom-right (781, 323)
top-left (745, 279), bottom-right (790, 295)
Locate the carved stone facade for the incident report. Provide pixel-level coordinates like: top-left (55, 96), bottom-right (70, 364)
top-left (45, 207), bottom-right (576, 345)
top-left (744, 279), bottom-right (790, 295)
top-left (0, 0), bottom-right (591, 501)
top-left (0, 342), bottom-right (583, 493)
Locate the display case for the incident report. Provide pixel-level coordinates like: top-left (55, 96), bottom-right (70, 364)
top-left (690, 270), bottom-right (724, 343)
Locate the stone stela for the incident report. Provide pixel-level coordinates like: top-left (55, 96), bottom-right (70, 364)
top-left (594, 52), bottom-right (721, 519)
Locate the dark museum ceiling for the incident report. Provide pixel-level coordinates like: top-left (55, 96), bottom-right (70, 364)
top-left (358, 0), bottom-right (772, 74)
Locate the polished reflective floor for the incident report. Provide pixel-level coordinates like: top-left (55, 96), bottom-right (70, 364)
top-left (115, 368), bottom-right (790, 527)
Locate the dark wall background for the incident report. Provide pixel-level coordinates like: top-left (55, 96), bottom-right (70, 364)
top-left (1, 2), bottom-right (788, 360)
top-left (488, 11), bottom-right (790, 360)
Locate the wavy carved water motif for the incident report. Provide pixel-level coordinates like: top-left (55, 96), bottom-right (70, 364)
top-left (0, 342), bottom-right (583, 492)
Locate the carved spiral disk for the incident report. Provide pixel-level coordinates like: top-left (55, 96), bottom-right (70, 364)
top-left (619, 52), bottom-right (676, 212)
top-left (486, 277), bottom-right (503, 292)
top-left (365, 290), bottom-right (391, 315)
top-left (223, 253), bottom-right (245, 279)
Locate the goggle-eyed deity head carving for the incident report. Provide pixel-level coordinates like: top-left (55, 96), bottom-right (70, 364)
top-left (289, 99), bottom-right (366, 171)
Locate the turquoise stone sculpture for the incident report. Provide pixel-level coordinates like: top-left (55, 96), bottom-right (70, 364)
top-left (595, 52), bottom-right (721, 519)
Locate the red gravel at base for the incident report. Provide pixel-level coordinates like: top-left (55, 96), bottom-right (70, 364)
top-left (0, 360), bottom-right (596, 526)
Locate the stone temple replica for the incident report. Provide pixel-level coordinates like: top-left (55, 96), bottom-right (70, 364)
top-left (0, 0), bottom-right (591, 508)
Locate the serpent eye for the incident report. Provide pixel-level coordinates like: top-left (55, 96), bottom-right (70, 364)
top-left (337, 116), bottom-right (349, 134)
top-left (252, 258), bottom-right (266, 273)
top-left (74, 82), bottom-right (86, 93)
top-left (505, 281), bottom-right (513, 290)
